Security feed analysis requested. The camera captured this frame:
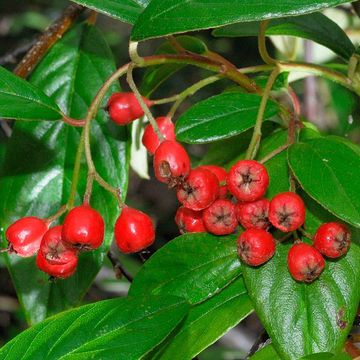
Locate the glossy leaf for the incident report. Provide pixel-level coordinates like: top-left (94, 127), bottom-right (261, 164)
top-left (213, 13), bottom-right (355, 60)
top-left (175, 93), bottom-right (279, 144)
top-left (70, 0), bottom-right (149, 24)
top-left (0, 295), bottom-right (189, 360)
top-left (0, 66), bottom-right (62, 121)
top-left (0, 23), bottom-right (130, 324)
top-left (152, 278), bottom-right (253, 360)
top-left (300, 353), bottom-right (352, 359)
top-left (288, 137), bottom-right (360, 228)
top-left (132, 0), bottom-right (354, 41)
top-left (242, 242), bottom-right (360, 359)
top-left (250, 345), bottom-right (281, 359)
top-left (129, 233), bottom-right (242, 304)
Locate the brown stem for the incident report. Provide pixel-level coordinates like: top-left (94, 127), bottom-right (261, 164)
top-left (345, 340), bottom-right (360, 358)
top-left (259, 144), bottom-right (290, 164)
top-left (107, 250), bottom-right (133, 282)
top-left (14, 4), bottom-right (84, 78)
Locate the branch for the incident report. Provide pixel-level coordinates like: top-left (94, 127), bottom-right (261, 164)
top-left (107, 249), bottom-right (133, 283)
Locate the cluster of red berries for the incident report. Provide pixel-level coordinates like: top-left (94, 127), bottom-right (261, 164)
top-left (106, 92), bottom-right (352, 283)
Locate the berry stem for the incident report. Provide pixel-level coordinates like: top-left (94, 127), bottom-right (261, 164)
top-left (62, 114), bottom-right (85, 127)
top-left (259, 143), bottom-right (290, 164)
top-left (298, 227), bottom-right (313, 240)
top-left (245, 67), bottom-right (280, 160)
top-left (94, 172), bottom-right (125, 209)
top-left (151, 94), bottom-right (181, 105)
top-left (107, 249), bottom-right (133, 282)
top-left (46, 205), bottom-right (68, 224)
top-left (83, 172), bottom-right (95, 205)
top-left (258, 20), bottom-right (276, 65)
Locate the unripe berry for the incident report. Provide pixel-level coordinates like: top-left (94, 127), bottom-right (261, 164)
top-left (175, 207), bottom-right (206, 234)
top-left (287, 243), bottom-right (325, 283)
top-left (115, 207), bottom-right (155, 253)
top-left (269, 192), bottom-right (305, 232)
top-left (5, 217), bottom-right (48, 257)
top-left (236, 198), bottom-right (270, 230)
top-left (107, 92), bottom-right (152, 125)
top-left (313, 222), bottom-right (351, 258)
top-left (237, 228), bottom-right (276, 266)
top-left (227, 160), bottom-right (269, 202)
top-left (177, 167), bottom-right (219, 211)
top-left (36, 248), bottom-right (78, 279)
top-left (142, 117), bottom-right (175, 155)
top-left (198, 165), bottom-right (228, 198)
top-left (153, 140), bottom-right (191, 185)
top-left (40, 226), bottom-right (78, 265)
top-left (203, 199), bottom-right (237, 235)
top-left (62, 205), bottom-right (105, 250)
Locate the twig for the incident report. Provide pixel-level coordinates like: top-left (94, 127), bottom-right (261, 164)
top-left (247, 330), bottom-right (270, 358)
top-left (259, 144), bottom-right (289, 164)
top-left (0, 40), bottom-right (36, 66)
top-left (107, 249), bottom-right (133, 283)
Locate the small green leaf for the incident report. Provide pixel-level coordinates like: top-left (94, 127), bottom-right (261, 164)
top-left (243, 242), bottom-right (360, 359)
top-left (288, 137), bottom-right (360, 228)
top-left (129, 233), bottom-right (242, 304)
top-left (0, 66), bottom-right (62, 121)
top-left (250, 345), bottom-right (281, 359)
top-left (152, 278), bottom-right (253, 360)
top-left (131, 0), bottom-right (354, 41)
top-left (175, 93), bottom-right (279, 144)
top-left (0, 295), bottom-right (189, 360)
top-left (213, 13), bottom-right (355, 60)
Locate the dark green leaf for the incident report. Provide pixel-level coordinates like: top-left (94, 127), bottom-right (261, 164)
top-left (0, 23), bottom-right (130, 324)
top-left (250, 345), bottom-right (281, 359)
top-left (129, 233), bottom-right (242, 304)
top-left (300, 352), bottom-right (352, 359)
top-left (175, 93), bottom-right (279, 144)
top-left (243, 242), bottom-right (360, 359)
top-left (132, 0), bottom-right (354, 41)
top-left (288, 137), bottom-right (360, 228)
top-left (152, 278), bottom-right (253, 360)
top-left (70, 0), bottom-right (149, 24)
top-left (0, 295), bottom-right (189, 360)
top-left (213, 13), bottom-right (355, 60)
top-left (0, 66), bottom-right (62, 121)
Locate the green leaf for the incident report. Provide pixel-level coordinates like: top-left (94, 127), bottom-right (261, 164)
top-left (0, 295), bottom-right (189, 360)
top-left (131, 0), bottom-right (354, 41)
top-left (0, 23), bottom-right (130, 325)
top-left (242, 242), bottom-right (360, 359)
top-left (175, 93), bottom-right (279, 144)
top-left (250, 345), bottom-right (281, 359)
top-left (300, 352), bottom-right (352, 359)
top-left (129, 233), bottom-right (242, 304)
top-left (288, 137), bottom-right (360, 228)
top-left (152, 278), bottom-right (253, 360)
top-left (0, 66), bottom-right (62, 121)
top-left (70, 0), bottom-right (149, 24)
top-left (212, 13), bottom-right (355, 60)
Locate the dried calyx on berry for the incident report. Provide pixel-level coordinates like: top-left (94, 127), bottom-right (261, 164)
top-left (5, 216), bottom-right (49, 257)
top-left (175, 207), bottom-right (206, 234)
top-left (107, 92), bottom-right (152, 125)
top-left (236, 198), bottom-right (270, 230)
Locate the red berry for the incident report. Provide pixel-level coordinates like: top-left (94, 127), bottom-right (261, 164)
top-left (107, 92), bottom-right (152, 125)
top-left (142, 117), bottom-right (175, 155)
top-left (40, 226), bottom-right (78, 266)
top-left (153, 140), bottom-right (191, 185)
top-left (5, 217), bottom-right (48, 257)
top-left (198, 165), bottom-right (228, 198)
top-left (236, 198), bottom-right (270, 230)
top-left (177, 167), bottom-right (219, 211)
top-left (269, 192), bottom-right (305, 232)
top-left (287, 243), bottom-right (325, 283)
top-left (237, 228), bottom-right (276, 266)
top-left (36, 248), bottom-right (78, 279)
top-left (62, 205), bottom-right (105, 250)
top-left (175, 207), bottom-right (206, 234)
top-left (227, 160), bottom-right (269, 202)
top-left (115, 207), bottom-right (155, 253)
top-left (313, 222), bottom-right (351, 258)
top-left (203, 199), bottom-right (237, 235)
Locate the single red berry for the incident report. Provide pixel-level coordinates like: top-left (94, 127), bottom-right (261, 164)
top-left (177, 167), bottom-right (220, 211)
top-left (5, 217), bottom-right (48, 257)
top-left (198, 165), bottom-right (228, 198)
top-left (36, 248), bottom-right (78, 279)
top-left (287, 243), bottom-right (325, 283)
top-left (175, 207), bottom-right (206, 234)
top-left (62, 205), bottom-right (105, 250)
top-left (115, 207), bottom-right (155, 253)
top-left (237, 228), bottom-right (276, 266)
top-left (107, 92), bottom-right (153, 125)
top-left (236, 198), bottom-right (270, 230)
top-left (203, 199), bottom-right (237, 235)
top-left (142, 116), bottom-right (175, 155)
top-left (153, 140), bottom-right (191, 185)
top-left (313, 222), bottom-right (351, 258)
top-left (40, 226), bottom-right (78, 266)
top-left (227, 160), bottom-right (269, 202)
top-left (269, 192), bottom-right (306, 232)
